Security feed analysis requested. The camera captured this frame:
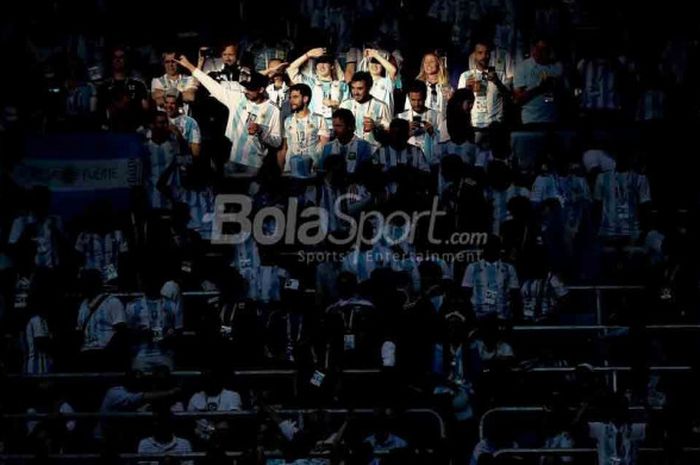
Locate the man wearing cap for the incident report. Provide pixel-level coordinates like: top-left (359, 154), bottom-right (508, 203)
top-left (277, 83), bottom-right (330, 173)
top-left (286, 47), bottom-right (349, 129)
top-left (340, 72), bottom-right (391, 147)
top-left (163, 89), bottom-right (201, 157)
top-left (176, 55), bottom-right (282, 175)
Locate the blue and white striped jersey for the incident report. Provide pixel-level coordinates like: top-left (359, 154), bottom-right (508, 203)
top-left (398, 108), bottom-right (447, 164)
top-left (24, 315), bottom-right (52, 374)
top-left (461, 259), bottom-right (520, 320)
top-left (320, 136), bottom-right (375, 173)
top-left (339, 98), bottom-right (391, 146)
top-left (144, 136), bottom-right (181, 209)
top-left (75, 231), bottom-right (129, 273)
top-left (485, 185), bottom-right (531, 235)
top-left (126, 297), bottom-right (183, 333)
top-left (636, 90), bottom-right (667, 122)
top-left (577, 59), bottom-right (621, 110)
top-left (77, 295), bottom-right (126, 351)
top-left (369, 75), bottom-right (395, 115)
top-left (342, 245), bottom-right (392, 282)
top-left (151, 74), bottom-right (198, 114)
top-left (594, 171), bottom-right (651, 238)
top-left (231, 237), bottom-right (263, 301)
top-left (8, 215), bottom-right (63, 269)
top-left (520, 273), bottom-right (568, 321)
top-left (403, 81), bottom-right (452, 117)
top-left (169, 115), bottom-right (201, 146)
top-left (137, 436), bottom-right (192, 465)
top-left (289, 72), bottom-right (349, 123)
top-left (283, 112), bottom-right (330, 171)
top-left (172, 187), bottom-right (215, 240)
top-left (193, 69), bottom-right (282, 169)
top-left (374, 144), bottom-right (430, 171)
top-left (533, 174), bottom-right (592, 231)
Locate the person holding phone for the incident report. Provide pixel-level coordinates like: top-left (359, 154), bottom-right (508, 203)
top-left (458, 41), bottom-right (511, 132)
top-left (398, 80), bottom-right (447, 165)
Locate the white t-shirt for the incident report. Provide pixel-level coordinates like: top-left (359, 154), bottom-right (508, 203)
top-left (513, 57), bottom-right (564, 124)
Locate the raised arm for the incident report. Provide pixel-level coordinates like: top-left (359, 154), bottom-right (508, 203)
top-left (366, 49), bottom-right (397, 80)
top-left (176, 55), bottom-right (236, 107)
top-left (287, 47), bottom-right (326, 82)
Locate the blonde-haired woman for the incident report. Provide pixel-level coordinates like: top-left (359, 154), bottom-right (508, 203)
top-left (406, 52), bottom-right (454, 115)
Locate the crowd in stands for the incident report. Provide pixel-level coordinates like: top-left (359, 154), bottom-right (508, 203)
top-left (1, 0), bottom-right (700, 463)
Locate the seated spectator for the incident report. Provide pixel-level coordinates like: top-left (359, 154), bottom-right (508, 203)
top-left (164, 89), bottom-right (202, 157)
top-left (25, 382), bottom-right (76, 446)
top-left (469, 423), bottom-right (518, 465)
top-left (513, 36), bottom-right (567, 126)
top-left (151, 51), bottom-right (198, 112)
top-left (187, 370), bottom-right (242, 442)
top-left (363, 409), bottom-right (408, 460)
top-left (137, 412), bottom-right (193, 465)
top-left (96, 370), bottom-right (180, 443)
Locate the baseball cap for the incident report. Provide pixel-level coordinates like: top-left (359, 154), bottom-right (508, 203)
top-left (240, 72), bottom-right (268, 90)
top-left (316, 54), bottom-right (334, 64)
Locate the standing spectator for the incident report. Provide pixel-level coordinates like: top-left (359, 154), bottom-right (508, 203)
top-left (484, 161), bottom-right (530, 236)
top-left (513, 37), bottom-right (566, 126)
top-left (96, 47), bottom-right (149, 123)
top-left (177, 55), bottom-right (282, 176)
top-left (74, 200), bottom-right (129, 284)
top-left (593, 154), bottom-right (651, 241)
top-left (8, 186), bottom-right (65, 271)
top-left (410, 52), bottom-right (453, 116)
top-left (23, 300), bottom-right (53, 374)
top-left (286, 48), bottom-right (349, 128)
top-left (585, 393), bottom-right (647, 465)
top-left (320, 109), bottom-right (375, 175)
top-left (262, 58), bottom-right (290, 112)
top-left (462, 235), bottom-right (521, 320)
top-left (143, 111), bottom-right (188, 210)
top-left (164, 89), bottom-right (202, 157)
top-left (277, 83), bottom-right (330, 173)
top-left (75, 269), bottom-right (128, 371)
top-left (125, 272), bottom-right (183, 371)
top-left (374, 119), bottom-right (430, 197)
top-left (398, 80), bottom-right (446, 166)
top-left (519, 258), bottom-right (569, 323)
top-left (458, 41), bottom-right (512, 132)
top-left (151, 51), bottom-right (198, 112)
top-left (339, 72), bottom-right (391, 147)
top-left (202, 42), bottom-right (247, 89)
top-left (363, 48), bottom-right (398, 115)
top-left (576, 42), bottom-right (624, 123)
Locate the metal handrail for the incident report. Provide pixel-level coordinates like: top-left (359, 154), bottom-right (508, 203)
top-left (492, 447), bottom-right (700, 458)
top-left (6, 368), bottom-right (382, 380)
top-left (512, 324), bottom-right (700, 331)
top-left (479, 405), bottom-right (661, 441)
top-left (2, 408), bottom-right (446, 439)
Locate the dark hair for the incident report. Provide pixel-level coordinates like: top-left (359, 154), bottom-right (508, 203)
top-left (332, 108), bottom-right (355, 130)
top-left (389, 118), bottom-right (409, 133)
top-left (446, 89), bottom-right (475, 144)
top-left (151, 110), bottom-right (169, 122)
top-left (289, 83), bottom-right (312, 101)
top-left (350, 71), bottom-right (373, 89)
top-left (472, 39), bottom-right (493, 51)
top-left (406, 80), bottom-right (427, 98)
